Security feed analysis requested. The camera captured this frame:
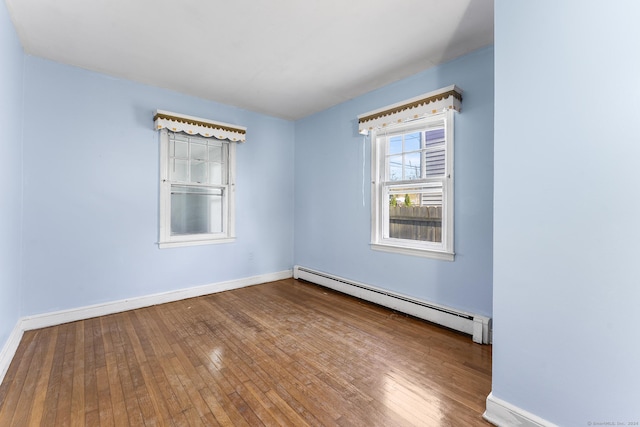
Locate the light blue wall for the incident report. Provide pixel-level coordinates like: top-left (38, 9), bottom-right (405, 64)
top-left (294, 47), bottom-right (494, 317)
top-left (493, 1), bottom-right (640, 424)
top-left (20, 56), bottom-right (295, 315)
top-left (0, 1), bottom-right (24, 350)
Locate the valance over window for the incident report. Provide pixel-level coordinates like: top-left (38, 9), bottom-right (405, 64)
top-left (154, 110), bottom-right (246, 142)
top-left (358, 85), bottom-right (462, 135)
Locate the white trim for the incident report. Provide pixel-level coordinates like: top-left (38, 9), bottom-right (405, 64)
top-left (20, 270), bottom-right (292, 331)
top-left (0, 321), bottom-right (24, 386)
top-left (158, 237), bottom-right (236, 249)
top-left (370, 242), bottom-right (455, 261)
top-left (483, 392), bottom-right (558, 427)
top-left (293, 265), bottom-right (490, 344)
top-left (228, 141), bottom-right (237, 238)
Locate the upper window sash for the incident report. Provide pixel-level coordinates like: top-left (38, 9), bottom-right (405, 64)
top-left (166, 131), bottom-right (229, 186)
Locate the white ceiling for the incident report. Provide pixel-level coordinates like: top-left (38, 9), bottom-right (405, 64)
top-left (5, 0), bottom-right (494, 120)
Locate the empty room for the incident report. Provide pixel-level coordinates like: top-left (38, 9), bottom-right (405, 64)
top-left (1, 0), bottom-right (639, 426)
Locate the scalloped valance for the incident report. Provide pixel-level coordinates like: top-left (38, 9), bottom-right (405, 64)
top-left (357, 85), bottom-right (462, 135)
top-left (153, 110), bottom-right (246, 142)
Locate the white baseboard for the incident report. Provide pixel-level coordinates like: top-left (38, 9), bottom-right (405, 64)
top-left (0, 322), bottom-right (24, 386)
top-left (293, 265), bottom-right (491, 344)
top-left (483, 392), bottom-right (557, 427)
top-left (0, 269), bottom-right (292, 385)
top-left (21, 270), bottom-right (292, 331)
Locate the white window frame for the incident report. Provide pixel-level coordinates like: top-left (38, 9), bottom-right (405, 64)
top-left (370, 110), bottom-right (455, 261)
top-left (158, 129), bottom-right (236, 248)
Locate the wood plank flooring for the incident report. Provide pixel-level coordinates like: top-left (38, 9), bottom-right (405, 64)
top-left (0, 279), bottom-right (492, 426)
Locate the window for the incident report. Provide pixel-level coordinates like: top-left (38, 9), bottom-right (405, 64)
top-left (158, 129), bottom-right (236, 248)
top-left (371, 110), bottom-right (454, 260)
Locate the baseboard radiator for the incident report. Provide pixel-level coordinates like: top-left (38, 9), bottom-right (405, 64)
top-left (293, 265), bottom-right (491, 344)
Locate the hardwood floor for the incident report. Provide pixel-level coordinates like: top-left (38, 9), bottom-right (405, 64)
top-left (0, 279), bottom-right (492, 426)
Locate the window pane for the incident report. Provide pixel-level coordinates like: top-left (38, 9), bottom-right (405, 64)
top-left (388, 155), bottom-right (402, 181)
top-left (404, 152), bottom-right (421, 180)
top-left (209, 162), bottom-right (223, 185)
top-left (426, 128), bottom-right (445, 146)
top-left (191, 143), bottom-right (207, 161)
top-left (171, 140), bottom-right (188, 158)
top-left (170, 159), bottom-right (188, 182)
top-left (170, 185), bottom-right (223, 235)
top-left (208, 144), bottom-right (222, 163)
top-left (387, 184), bottom-right (443, 243)
top-left (389, 136), bottom-right (402, 155)
top-left (425, 148), bottom-right (445, 177)
top-left (404, 132), bottom-right (421, 151)
top-left (190, 161), bottom-right (207, 183)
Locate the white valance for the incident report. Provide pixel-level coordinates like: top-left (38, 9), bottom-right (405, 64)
top-left (154, 110), bottom-right (246, 142)
top-left (358, 85), bottom-right (462, 134)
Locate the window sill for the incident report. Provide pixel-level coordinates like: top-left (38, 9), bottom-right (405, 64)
top-left (159, 237), bottom-right (235, 249)
top-left (370, 243), bottom-right (455, 261)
